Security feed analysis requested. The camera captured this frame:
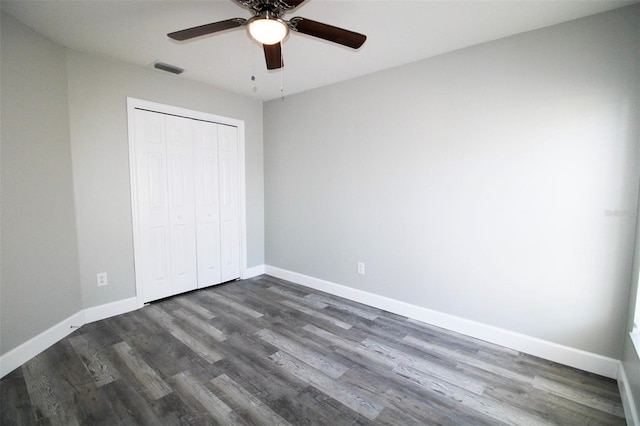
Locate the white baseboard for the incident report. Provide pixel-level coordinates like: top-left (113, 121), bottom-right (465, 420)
top-left (0, 311), bottom-right (85, 378)
top-left (0, 267), bottom-right (623, 386)
top-left (243, 264), bottom-right (266, 279)
top-left (0, 298), bottom-right (140, 379)
top-left (619, 363), bottom-right (640, 426)
top-left (84, 297), bottom-right (141, 324)
top-left (264, 265), bottom-right (620, 379)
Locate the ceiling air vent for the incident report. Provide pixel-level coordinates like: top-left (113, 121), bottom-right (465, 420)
top-left (153, 61), bottom-right (184, 75)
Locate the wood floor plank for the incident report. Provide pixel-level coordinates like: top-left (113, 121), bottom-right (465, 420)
top-left (361, 337), bottom-right (486, 395)
top-left (403, 332), bottom-right (480, 360)
top-left (257, 328), bottom-right (349, 378)
top-left (528, 385), bottom-right (626, 425)
top-left (230, 290), bottom-right (293, 319)
top-left (301, 324), bottom-right (379, 367)
top-left (76, 321), bottom-right (123, 349)
top-left (247, 290), bottom-right (327, 330)
top-left (269, 350), bottom-right (384, 421)
top-left (149, 391), bottom-right (207, 425)
top-left (407, 317), bottom-right (522, 359)
top-left (69, 382), bottom-right (121, 426)
top-left (208, 335), bottom-right (353, 424)
top-left (143, 304), bottom-right (224, 364)
top-left (1, 275), bottom-right (627, 425)
top-left (258, 275), bottom-right (312, 296)
top-left (173, 308), bottom-right (227, 342)
top-left (99, 378), bottom-right (164, 425)
top-left (210, 373), bottom-right (292, 426)
top-left (394, 363), bottom-right (551, 426)
top-left (141, 304), bottom-right (175, 328)
top-left (280, 299), bottom-right (353, 330)
top-left (110, 309), bottom-right (165, 338)
top-left (304, 292), bottom-right (380, 321)
top-left (485, 383), bottom-right (621, 425)
top-left (337, 354), bottom-right (498, 425)
top-left (201, 290), bottom-right (264, 318)
top-left (21, 355), bottom-right (80, 425)
top-left (170, 371), bottom-right (247, 424)
top-left (267, 285), bottom-right (329, 310)
top-left (68, 334), bottom-right (120, 387)
top-left (321, 305), bottom-right (380, 331)
top-left (215, 291), bottom-right (265, 319)
top-left (112, 341), bottom-right (172, 401)
top-left (168, 323), bottom-right (225, 364)
top-left (382, 386), bottom-right (502, 426)
top-left (297, 384), bottom-right (373, 425)
top-left (532, 375), bottom-right (625, 418)
top-left (267, 320), bottom-right (364, 372)
top-left (0, 369), bottom-right (37, 425)
top-left (35, 340), bottom-right (107, 425)
top-left (522, 353), bottom-right (621, 397)
top-left (175, 297), bottom-right (216, 320)
top-left (123, 330), bottom-right (218, 380)
top-left (403, 333), bottom-right (514, 378)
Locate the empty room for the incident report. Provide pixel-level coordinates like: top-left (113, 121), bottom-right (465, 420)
top-left (1, 0), bottom-right (639, 424)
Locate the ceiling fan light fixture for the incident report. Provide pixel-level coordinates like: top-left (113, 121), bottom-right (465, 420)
top-left (247, 13), bottom-right (288, 45)
top-left (169, 1), bottom-right (368, 71)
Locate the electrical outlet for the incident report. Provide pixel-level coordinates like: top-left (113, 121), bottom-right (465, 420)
top-left (357, 262), bottom-right (365, 275)
top-left (97, 272), bottom-right (108, 287)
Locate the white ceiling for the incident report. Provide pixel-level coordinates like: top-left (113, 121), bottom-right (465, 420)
top-left (2, 0), bottom-right (636, 101)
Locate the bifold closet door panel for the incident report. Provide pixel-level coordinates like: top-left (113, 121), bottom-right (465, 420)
top-left (218, 124), bottom-right (241, 282)
top-left (165, 115), bottom-right (198, 295)
top-left (134, 110), bottom-right (198, 302)
top-left (194, 120), bottom-right (222, 287)
top-left (134, 109), bottom-right (173, 302)
top-left (132, 105), bottom-right (240, 302)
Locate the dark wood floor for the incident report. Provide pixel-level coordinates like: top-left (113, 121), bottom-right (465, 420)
top-left (0, 275), bottom-right (626, 425)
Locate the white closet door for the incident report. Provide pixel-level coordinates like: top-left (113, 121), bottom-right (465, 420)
top-left (165, 115), bottom-right (198, 295)
top-left (194, 120), bottom-right (222, 287)
top-left (134, 109), bottom-right (172, 302)
top-left (131, 102), bottom-right (241, 303)
top-left (218, 124), bottom-right (240, 282)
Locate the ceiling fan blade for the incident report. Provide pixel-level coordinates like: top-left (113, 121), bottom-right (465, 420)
top-left (263, 43), bottom-right (283, 70)
top-left (168, 18), bottom-right (246, 41)
top-left (289, 17), bottom-right (366, 49)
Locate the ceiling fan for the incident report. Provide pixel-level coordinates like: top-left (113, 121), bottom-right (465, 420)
top-left (168, 0), bottom-right (367, 70)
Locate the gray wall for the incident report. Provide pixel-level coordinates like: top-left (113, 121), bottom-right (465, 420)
top-left (264, 6), bottom-right (640, 358)
top-left (1, 13), bottom-right (82, 353)
top-left (66, 51), bottom-right (264, 309)
top-left (0, 11), bottom-right (265, 355)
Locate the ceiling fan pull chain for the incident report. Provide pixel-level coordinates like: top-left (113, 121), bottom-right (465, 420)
top-left (280, 42), bottom-right (285, 99)
top-left (251, 41), bottom-right (258, 93)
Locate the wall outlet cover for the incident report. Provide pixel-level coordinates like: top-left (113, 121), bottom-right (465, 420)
top-left (97, 272), bottom-right (108, 287)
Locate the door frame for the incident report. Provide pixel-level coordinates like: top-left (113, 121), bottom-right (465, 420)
top-left (127, 97), bottom-right (248, 306)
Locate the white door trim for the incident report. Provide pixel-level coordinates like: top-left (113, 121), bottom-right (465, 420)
top-left (127, 97), bottom-right (248, 306)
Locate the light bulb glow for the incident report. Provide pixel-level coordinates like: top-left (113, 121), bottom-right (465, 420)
top-left (248, 17), bottom-right (288, 45)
